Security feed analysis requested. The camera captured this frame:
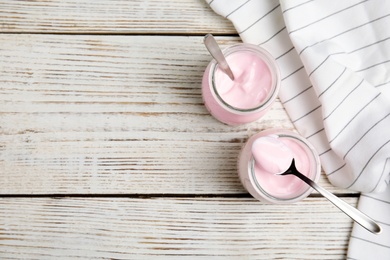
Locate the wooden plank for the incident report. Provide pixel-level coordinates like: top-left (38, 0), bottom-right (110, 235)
top-left (0, 197), bottom-right (355, 259)
top-left (0, 34), bottom-right (352, 195)
top-left (0, 0), bottom-right (235, 34)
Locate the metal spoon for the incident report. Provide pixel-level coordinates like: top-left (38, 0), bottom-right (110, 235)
top-left (203, 34), bottom-right (235, 81)
top-left (281, 159), bottom-right (382, 234)
top-left (252, 136), bottom-right (382, 234)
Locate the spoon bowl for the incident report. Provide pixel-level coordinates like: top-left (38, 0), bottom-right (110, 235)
top-left (251, 135), bottom-right (293, 174)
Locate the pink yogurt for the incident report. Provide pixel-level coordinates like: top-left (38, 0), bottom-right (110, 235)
top-left (238, 129), bottom-right (321, 204)
top-left (202, 43), bottom-right (280, 125)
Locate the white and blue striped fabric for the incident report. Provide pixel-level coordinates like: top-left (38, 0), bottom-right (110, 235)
top-left (206, 0), bottom-right (390, 258)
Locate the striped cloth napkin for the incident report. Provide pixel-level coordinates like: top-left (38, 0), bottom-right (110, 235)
top-left (206, 0), bottom-right (390, 258)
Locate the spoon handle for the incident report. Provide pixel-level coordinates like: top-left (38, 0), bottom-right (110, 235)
top-left (293, 170), bottom-right (382, 234)
top-left (204, 34), bottom-right (235, 81)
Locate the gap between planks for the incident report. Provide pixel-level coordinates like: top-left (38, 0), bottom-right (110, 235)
top-left (0, 32), bottom-right (239, 37)
top-left (0, 193), bottom-right (360, 198)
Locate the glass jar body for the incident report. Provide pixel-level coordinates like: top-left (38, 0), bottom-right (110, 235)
top-left (238, 129), bottom-right (321, 204)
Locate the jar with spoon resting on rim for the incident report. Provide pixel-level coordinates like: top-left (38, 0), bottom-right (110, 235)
top-left (238, 129), bottom-right (321, 204)
top-left (202, 43), bottom-right (281, 125)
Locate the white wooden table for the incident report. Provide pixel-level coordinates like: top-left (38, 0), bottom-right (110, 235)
top-left (0, 1), bottom-right (358, 259)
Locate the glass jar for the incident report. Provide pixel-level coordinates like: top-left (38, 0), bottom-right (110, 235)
top-left (238, 129), bottom-right (321, 204)
top-left (202, 43), bottom-right (280, 125)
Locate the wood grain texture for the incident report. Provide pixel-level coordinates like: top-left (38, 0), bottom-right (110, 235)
top-left (0, 1), bottom-right (357, 258)
top-left (0, 0), bottom-right (235, 34)
top-left (0, 34), bottom-right (350, 195)
top-left (0, 197), bottom-right (355, 259)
